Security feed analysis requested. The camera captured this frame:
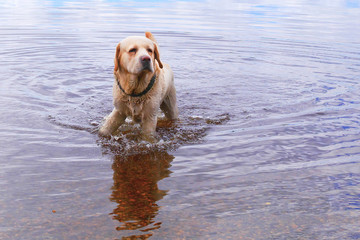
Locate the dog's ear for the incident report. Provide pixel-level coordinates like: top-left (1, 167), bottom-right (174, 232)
top-left (154, 43), bottom-right (163, 69)
top-left (145, 32), bottom-right (163, 69)
top-left (145, 32), bottom-right (157, 44)
top-left (114, 43), bottom-right (121, 72)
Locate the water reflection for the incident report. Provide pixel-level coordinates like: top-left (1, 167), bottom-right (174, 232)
top-left (109, 151), bottom-right (173, 238)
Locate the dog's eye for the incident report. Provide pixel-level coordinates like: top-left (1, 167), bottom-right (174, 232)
top-left (129, 48), bottom-right (137, 53)
top-left (147, 48), bottom-right (153, 53)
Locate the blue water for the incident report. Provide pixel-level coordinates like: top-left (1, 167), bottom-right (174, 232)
top-left (1, 0), bottom-right (360, 239)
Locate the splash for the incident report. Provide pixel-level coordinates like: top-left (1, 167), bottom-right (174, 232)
top-left (98, 113), bottom-right (230, 157)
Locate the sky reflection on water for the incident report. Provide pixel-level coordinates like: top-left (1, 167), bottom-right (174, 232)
top-left (0, 0), bottom-right (360, 239)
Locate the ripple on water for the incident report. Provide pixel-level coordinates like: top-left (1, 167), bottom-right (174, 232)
top-left (1, 0), bottom-right (360, 239)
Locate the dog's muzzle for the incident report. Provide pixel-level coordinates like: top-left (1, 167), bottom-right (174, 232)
top-left (140, 55), bottom-right (152, 72)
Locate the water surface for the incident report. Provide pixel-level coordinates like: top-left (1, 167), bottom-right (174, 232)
top-left (1, 0), bottom-right (360, 239)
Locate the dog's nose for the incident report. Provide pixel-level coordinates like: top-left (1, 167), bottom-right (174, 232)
top-left (141, 55), bottom-right (151, 63)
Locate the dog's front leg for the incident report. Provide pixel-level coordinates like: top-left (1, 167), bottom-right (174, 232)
top-left (99, 108), bottom-right (126, 136)
top-left (141, 115), bottom-right (158, 142)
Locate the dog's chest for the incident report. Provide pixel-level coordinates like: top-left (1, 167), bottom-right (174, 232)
top-left (128, 101), bottom-right (143, 123)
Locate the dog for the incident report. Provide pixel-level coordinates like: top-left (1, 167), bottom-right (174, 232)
top-left (99, 32), bottom-right (178, 140)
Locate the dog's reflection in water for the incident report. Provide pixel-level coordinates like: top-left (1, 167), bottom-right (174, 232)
top-left (109, 151), bottom-right (173, 237)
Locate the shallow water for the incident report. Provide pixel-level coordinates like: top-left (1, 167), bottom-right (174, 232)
top-left (1, 0), bottom-right (360, 239)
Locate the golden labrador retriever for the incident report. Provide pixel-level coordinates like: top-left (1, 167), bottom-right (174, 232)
top-left (99, 32), bottom-right (178, 139)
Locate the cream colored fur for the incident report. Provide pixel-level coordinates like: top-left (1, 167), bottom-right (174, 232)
top-left (99, 32), bottom-right (178, 138)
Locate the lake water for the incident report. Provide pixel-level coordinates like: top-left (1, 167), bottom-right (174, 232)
top-left (1, 0), bottom-right (360, 239)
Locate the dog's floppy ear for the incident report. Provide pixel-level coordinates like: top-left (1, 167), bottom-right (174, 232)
top-left (114, 43), bottom-right (121, 72)
top-left (154, 43), bottom-right (163, 69)
top-left (145, 32), bottom-right (163, 69)
top-left (145, 32), bottom-right (157, 44)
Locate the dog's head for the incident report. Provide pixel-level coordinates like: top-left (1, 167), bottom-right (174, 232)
top-left (114, 32), bottom-right (163, 74)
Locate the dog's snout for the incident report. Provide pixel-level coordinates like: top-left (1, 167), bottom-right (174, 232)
top-left (141, 55), bottom-right (151, 63)
top-left (140, 55), bottom-right (152, 72)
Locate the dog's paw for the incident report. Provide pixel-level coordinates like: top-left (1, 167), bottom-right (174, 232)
top-left (141, 132), bottom-right (159, 143)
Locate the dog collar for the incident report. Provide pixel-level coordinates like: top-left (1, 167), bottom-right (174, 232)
top-left (116, 74), bottom-right (156, 97)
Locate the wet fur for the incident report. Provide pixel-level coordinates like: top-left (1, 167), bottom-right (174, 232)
top-left (99, 32), bottom-right (178, 138)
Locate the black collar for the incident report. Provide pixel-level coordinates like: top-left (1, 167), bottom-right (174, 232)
top-left (116, 74), bottom-right (156, 97)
